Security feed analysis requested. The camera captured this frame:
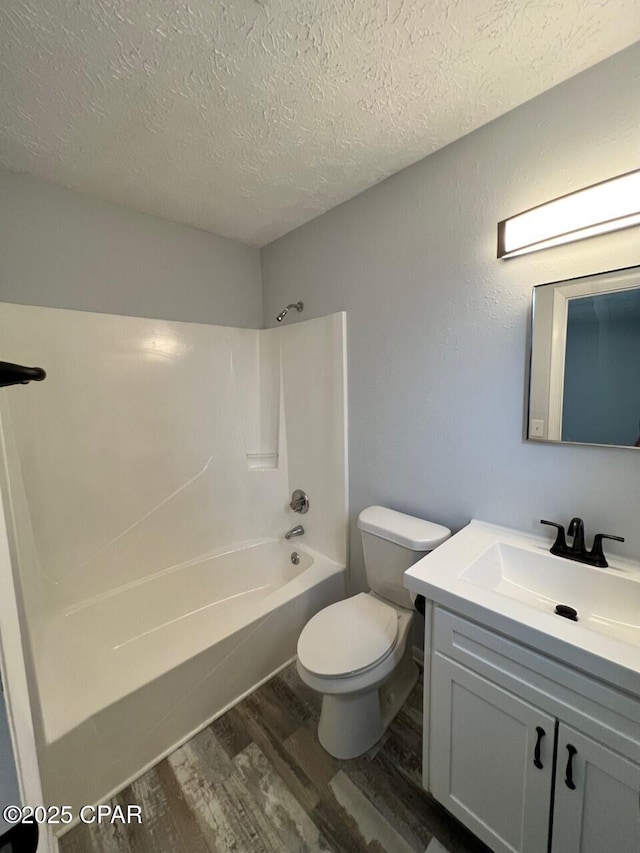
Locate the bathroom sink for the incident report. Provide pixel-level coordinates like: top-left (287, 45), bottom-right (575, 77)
top-left (404, 520), bottom-right (640, 695)
top-left (460, 541), bottom-right (640, 646)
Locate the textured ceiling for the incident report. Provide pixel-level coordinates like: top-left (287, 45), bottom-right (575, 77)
top-left (1, 2), bottom-right (639, 247)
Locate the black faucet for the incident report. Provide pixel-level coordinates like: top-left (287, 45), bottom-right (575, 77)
top-left (540, 518), bottom-right (624, 568)
top-left (588, 533), bottom-right (626, 568)
top-left (567, 517), bottom-right (586, 558)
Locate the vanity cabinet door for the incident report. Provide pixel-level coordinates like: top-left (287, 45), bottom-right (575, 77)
top-left (551, 723), bottom-right (640, 853)
top-left (430, 654), bottom-right (554, 853)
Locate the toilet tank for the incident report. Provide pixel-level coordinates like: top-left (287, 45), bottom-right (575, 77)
top-left (358, 506), bottom-right (451, 608)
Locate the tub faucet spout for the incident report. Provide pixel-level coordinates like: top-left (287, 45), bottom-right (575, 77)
top-left (285, 525), bottom-right (304, 540)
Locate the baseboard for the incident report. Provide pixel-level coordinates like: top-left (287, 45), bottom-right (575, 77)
top-left (412, 644), bottom-right (424, 666)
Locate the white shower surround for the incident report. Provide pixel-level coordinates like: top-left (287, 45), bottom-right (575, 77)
top-left (0, 304), bottom-right (347, 825)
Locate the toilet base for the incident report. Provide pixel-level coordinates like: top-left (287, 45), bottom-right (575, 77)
top-left (317, 642), bottom-right (418, 760)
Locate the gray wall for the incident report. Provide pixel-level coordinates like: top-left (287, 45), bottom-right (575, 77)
top-left (262, 42), bottom-right (640, 591)
top-left (0, 170), bottom-right (262, 328)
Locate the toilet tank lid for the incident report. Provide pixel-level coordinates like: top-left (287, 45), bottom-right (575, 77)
top-left (357, 506), bottom-right (451, 550)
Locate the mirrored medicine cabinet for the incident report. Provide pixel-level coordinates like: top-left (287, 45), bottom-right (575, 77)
top-left (528, 264), bottom-right (640, 450)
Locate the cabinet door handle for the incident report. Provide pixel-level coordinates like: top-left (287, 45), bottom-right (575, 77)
top-left (564, 744), bottom-right (577, 789)
top-left (533, 726), bottom-right (545, 769)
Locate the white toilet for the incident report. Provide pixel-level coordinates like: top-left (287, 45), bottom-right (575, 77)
top-left (296, 505), bottom-right (450, 759)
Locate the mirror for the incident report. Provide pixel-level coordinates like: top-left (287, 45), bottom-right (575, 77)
top-left (528, 265), bottom-right (640, 449)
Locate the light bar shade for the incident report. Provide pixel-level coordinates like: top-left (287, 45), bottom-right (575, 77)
top-left (498, 169), bottom-right (640, 258)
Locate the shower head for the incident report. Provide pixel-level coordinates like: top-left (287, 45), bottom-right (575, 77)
top-left (276, 301), bottom-right (304, 322)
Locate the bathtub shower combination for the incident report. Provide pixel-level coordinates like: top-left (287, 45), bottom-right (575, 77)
top-left (0, 304), bottom-right (347, 831)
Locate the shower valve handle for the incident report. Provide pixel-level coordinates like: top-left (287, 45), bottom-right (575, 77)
top-left (290, 489), bottom-right (310, 514)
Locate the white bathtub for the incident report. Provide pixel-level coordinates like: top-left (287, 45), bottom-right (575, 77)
top-left (32, 540), bottom-right (345, 823)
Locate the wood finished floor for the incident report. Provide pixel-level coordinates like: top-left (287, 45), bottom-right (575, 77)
top-left (60, 664), bottom-right (491, 853)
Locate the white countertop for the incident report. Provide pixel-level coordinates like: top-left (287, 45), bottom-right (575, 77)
top-left (404, 519), bottom-right (640, 697)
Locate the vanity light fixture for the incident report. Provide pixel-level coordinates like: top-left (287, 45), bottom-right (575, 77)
top-left (498, 168), bottom-right (640, 258)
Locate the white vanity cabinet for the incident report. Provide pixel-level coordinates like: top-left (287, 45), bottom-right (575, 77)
top-left (425, 607), bottom-right (640, 853)
top-left (551, 723), bottom-right (640, 853)
top-left (430, 653), bottom-right (555, 853)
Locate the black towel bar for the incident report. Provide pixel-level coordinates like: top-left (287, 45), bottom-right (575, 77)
top-left (0, 360), bottom-right (46, 387)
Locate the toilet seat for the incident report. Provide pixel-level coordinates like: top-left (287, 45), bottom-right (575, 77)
top-left (297, 593), bottom-right (399, 678)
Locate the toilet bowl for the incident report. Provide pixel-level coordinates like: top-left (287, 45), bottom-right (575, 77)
top-left (296, 506), bottom-right (450, 759)
top-left (297, 591), bottom-right (417, 758)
